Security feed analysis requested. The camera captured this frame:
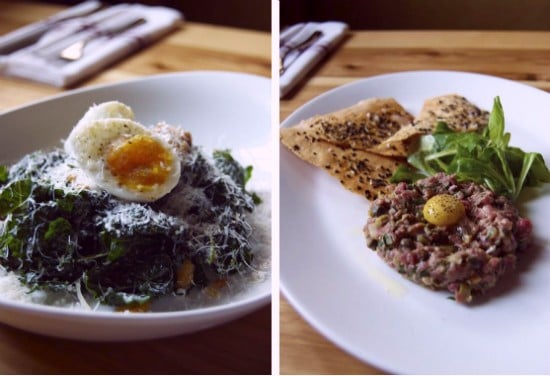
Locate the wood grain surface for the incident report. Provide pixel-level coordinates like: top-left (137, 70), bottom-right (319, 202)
top-left (280, 29), bottom-right (550, 375)
top-left (0, 1), bottom-right (271, 374)
top-left (0, 1), bottom-right (270, 111)
top-left (6, 1), bottom-right (550, 375)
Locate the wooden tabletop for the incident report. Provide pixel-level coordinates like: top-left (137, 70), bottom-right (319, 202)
top-left (0, 2), bottom-right (270, 374)
top-left (7, 2), bottom-right (550, 374)
top-left (280, 29), bottom-right (550, 374)
top-left (0, 1), bottom-right (270, 111)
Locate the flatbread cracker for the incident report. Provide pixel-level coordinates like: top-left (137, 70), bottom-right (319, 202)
top-left (281, 130), bottom-right (404, 200)
top-left (415, 94), bottom-right (489, 132)
top-left (280, 94), bottom-right (487, 199)
top-left (371, 94), bottom-right (489, 157)
top-left (280, 97), bottom-right (413, 152)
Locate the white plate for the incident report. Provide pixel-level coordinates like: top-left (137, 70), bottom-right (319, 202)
top-left (0, 71), bottom-right (271, 341)
top-left (280, 71), bottom-right (550, 374)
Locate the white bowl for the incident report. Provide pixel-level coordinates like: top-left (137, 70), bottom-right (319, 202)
top-left (0, 71), bottom-right (272, 341)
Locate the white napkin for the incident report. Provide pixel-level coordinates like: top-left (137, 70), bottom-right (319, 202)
top-left (0, 2), bottom-right (182, 87)
top-left (0, 1), bottom-right (103, 55)
top-left (280, 21), bottom-right (348, 98)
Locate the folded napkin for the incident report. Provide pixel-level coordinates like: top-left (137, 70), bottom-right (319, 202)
top-left (0, 2), bottom-right (182, 87)
top-left (0, 1), bottom-right (103, 56)
top-left (280, 21), bottom-right (348, 98)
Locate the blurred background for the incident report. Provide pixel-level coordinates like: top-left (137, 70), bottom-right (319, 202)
top-left (281, 0), bottom-right (550, 30)
top-left (28, 0), bottom-right (271, 31)
top-left (9, 1), bottom-right (550, 33)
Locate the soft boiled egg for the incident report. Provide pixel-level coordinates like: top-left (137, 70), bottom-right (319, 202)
top-left (64, 101), bottom-right (181, 202)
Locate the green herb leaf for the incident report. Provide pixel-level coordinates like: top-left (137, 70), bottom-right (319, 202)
top-left (390, 165), bottom-right (427, 183)
top-left (0, 166), bottom-right (8, 185)
top-left (251, 192), bottom-right (263, 205)
top-left (487, 96), bottom-right (508, 148)
top-left (44, 218), bottom-right (72, 242)
top-left (244, 165), bottom-right (253, 185)
top-left (391, 96), bottom-right (550, 200)
top-left (213, 149), bottom-right (261, 207)
top-left (213, 149), bottom-right (247, 188)
top-left (0, 179), bottom-right (32, 217)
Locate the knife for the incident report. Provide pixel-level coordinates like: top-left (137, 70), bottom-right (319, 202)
top-left (0, 1), bottom-right (103, 55)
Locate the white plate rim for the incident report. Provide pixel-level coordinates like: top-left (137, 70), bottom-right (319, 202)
top-left (1, 70), bottom-right (269, 115)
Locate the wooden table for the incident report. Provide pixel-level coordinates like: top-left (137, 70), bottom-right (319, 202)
top-left (0, 1), bottom-right (270, 111)
top-left (0, 2), bottom-right (271, 374)
top-left (280, 30), bottom-right (550, 374)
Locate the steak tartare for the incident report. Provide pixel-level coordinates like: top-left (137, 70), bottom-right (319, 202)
top-left (364, 173), bottom-right (532, 303)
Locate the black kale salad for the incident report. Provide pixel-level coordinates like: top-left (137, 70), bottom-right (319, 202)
top-left (0, 146), bottom-right (264, 310)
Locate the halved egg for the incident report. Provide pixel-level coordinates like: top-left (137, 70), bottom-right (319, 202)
top-left (78, 100), bottom-right (135, 125)
top-left (64, 102), bottom-right (181, 202)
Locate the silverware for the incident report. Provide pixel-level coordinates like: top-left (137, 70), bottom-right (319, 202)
top-left (279, 30), bottom-right (323, 75)
top-left (0, 1), bottom-right (102, 55)
top-left (31, 8), bottom-right (125, 59)
top-left (59, 17), bottom-right (146, 61)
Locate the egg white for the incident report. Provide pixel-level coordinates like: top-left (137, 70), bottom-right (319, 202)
top-left (65, 101), bottom-right (134, 156)
top-left (64, 103), bottom-right (181, 202)
top-left (78, 100), bottom-right (134, 125)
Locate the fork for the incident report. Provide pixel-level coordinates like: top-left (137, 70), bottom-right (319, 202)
top-left (59, 17), bottom-right (146, 61)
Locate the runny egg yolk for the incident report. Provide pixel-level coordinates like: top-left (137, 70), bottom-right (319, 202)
top-left (106, 134), bottom-right (174, 191)
top-left (423, 194), bottom-right (465, 226)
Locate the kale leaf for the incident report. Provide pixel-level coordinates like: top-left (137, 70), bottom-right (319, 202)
top-left (213, 149), bottom-right (262, 205)
top-left (213, 149), bottom-right (248, 188)
top-left (0, 147), bottom-right (257, 307)
top-left (0, 166), bottom-right (8, 185)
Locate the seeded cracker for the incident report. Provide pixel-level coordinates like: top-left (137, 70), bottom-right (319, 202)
top-left (281, 95), bottom-right (489, 199)
top-left (281, 130), bottom-right (404, 199)
top-left (372, 94), bottom-right (489, 157)
top-left (281, 98), bottom-right (413, 151)
top-left (281, 98), bottom-right (412, 199)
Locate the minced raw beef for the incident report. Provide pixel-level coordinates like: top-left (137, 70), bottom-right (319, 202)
top-left (364, 173), bottom-right (532, 303)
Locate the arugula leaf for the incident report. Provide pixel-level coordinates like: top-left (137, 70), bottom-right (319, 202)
top-left (486, 96), bottom-right (509, 148)
top-left (516, 152), bottom-right (536, 194)
top-left (392, 96), bottom-right (550, 200)
top-left (390, 165), bottom-right (427, 183)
